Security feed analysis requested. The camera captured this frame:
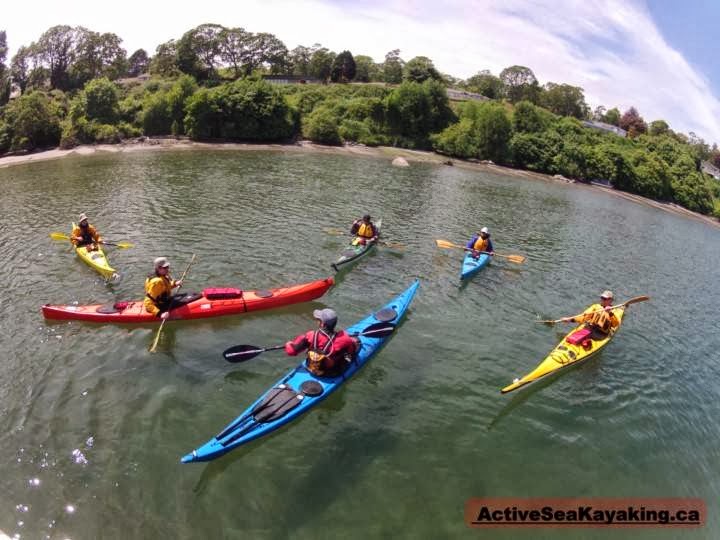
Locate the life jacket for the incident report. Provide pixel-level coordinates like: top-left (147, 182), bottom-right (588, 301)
top-left (357, 222), bottom-right (375, 239)
top-left (472, 236), bottom-right (489, 252)
top-left (582, 304), bottom-right (615, 335)
top-left (76, 224), bottom-right (98, 247)
top-left (145, 274), bottom-right (173, 310)
top-left (306, 329), bottom-right (336, 376)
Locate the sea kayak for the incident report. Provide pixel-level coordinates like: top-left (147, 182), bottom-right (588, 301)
top-left (460, 251), bottom-right (491, 280)
top-left (181, 279), bottom-right (420, 463)
top-left (501, 307), bottom-right (626, 394)
top-left (42, 277), bottom-right (334, 323)
top-left (72, 222), bottom-right (118, 280)
top-left (332, 219), bottom-right (382, 271)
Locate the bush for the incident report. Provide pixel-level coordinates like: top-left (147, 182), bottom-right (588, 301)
top-left (302, 105), bottom-right (341, 145)
top-left (4, 91), bottom-right (63, 151)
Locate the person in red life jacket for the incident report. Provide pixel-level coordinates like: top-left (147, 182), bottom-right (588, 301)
top-left (466, 226), bottom-right (494, 259)
top-left (71, 213), bottom-right (104, 252)
top-left (560, 290), bottom-right (620, 338)
top-left (350, 214), bottom-right (379, 246)
top-left (285, 308), bottom-right (359, 377)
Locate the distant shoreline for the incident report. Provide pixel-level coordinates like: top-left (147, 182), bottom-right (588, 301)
top-left (1, 137), bottom-right (718, 230)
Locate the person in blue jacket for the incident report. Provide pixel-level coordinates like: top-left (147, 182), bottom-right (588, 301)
top-left (466, 227), bottom-right (494, 259)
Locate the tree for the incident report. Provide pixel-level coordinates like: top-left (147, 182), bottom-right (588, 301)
top-left (127, 49), bottom-right (149, 77)
top-left (3, 90), bottom-right (62, 150)
top-left (382, 49), bottom-right (403, 84)
top-left (648, 119), bottom-right (670, 137)
top-left (402, 56), bottom-right (441, 83)
top-left (308, 47), bottom-right (335, 81)
top-left (219, 27), bottom-right (252, 78)
top-left (330, 50), bottom-right (356, 83)
top-left (0, 30), bottom-right (9, 105)
top-left (71, 30), bottom-right (127, 85)
top-left (619, 107), bottom-right (647, 137)
top-left (10, 45), bottom-right (32, 92)
top-left (289, 45), bottom-right (313, 76)
top-left (177, 24), bottom-right (223, 80)
top-left (150, 40), bottom-right (179, 77)
top-left (604, 107), bottom-right (620, 126)
top-left (512, 100), bottom-right (553, 133)
top-left (386, 79), bottom-right (454, 148)
top-left (353, 55), bottom-right (379, 82)
top-left (499, 65), bottom-right (539, 103)
top-left (540, 82), bottom-right (588, 118)
top-left (35, 25), bottom-right (80, 90)
top-left (83, 77), bottom-right (119, 123)
top-left (245, 32), bottom-right (288, 75)
top-left (463, 70), bottom-right (504, 99)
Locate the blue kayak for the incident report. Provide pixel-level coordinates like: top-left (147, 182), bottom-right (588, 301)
top-left (460, 251), bottom-right (491, 280)
top-left (181, 279), bottom-right (420, 463)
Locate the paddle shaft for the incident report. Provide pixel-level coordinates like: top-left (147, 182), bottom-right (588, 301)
top-left (435, 239), bottom-right (524, 263)
top-left (224, 324), bottom-right (395, 361)
top-left (149, 254), bottom-right (197, 353)
top-left (51, 232), bottom-right (132, 248)
top-left (540, 296), bottom-right (650, 324)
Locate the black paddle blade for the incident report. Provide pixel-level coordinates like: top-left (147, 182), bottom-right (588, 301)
top-left (223, 344), bottom-right (265, 362)
top-left (356, 321), bottom-right (396, 339)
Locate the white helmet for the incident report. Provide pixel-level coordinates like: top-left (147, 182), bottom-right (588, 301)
top-left (480, 227), bottom-right (490, 235)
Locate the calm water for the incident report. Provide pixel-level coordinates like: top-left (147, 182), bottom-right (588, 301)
top-left (0, 148), bottom-right (718, 539)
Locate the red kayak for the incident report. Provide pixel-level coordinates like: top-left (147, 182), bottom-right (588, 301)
top-left (42, 277), bottom-right (334, 323)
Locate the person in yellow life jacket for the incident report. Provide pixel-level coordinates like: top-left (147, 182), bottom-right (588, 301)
top-left (144, 257), bottom-right (184, 320)
top-left (350, 214), bottom-right (378, 246)
top-left (466, 226), bottom-right (494, 259)
top-left (71, 213), bottom-right (104, 251)
top-left (561, 290), bottom-right (620, 337)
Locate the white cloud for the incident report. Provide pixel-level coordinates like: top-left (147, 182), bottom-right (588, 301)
top-left (4, 0), bottom-right (720, 142)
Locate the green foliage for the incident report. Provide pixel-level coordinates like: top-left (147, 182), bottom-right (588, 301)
top-left (383, 49), bottom-right (403, 84)
top-left (604, 107), bottom-right (621, 126)
top-left (648, 119), bottom-right (670, 136)
top-left (386, 80), bottom-right (454, 148)
top-left (3, 90), bottom-right (63, 151)
top-left (500, 65), bottom-right (540, 103)
top-left (403, 56), bottom-right (442, 83)
top-left (83, 78), bottom-right (119, 123)
top-left (330, 51), bottom-right (356, 83)
top-left (433, 102), bottom-right (511, 162)
top-left (353, 55), bottom-right (380, 82)
top-left (308, 47), bottom-right (335, 82)
top-left (127, 49), bottom-right (149, 77)
top-left (302, 104), bottom-right (341, 145)
top-left (463, 71), bottom-right (504, 99)
top-left (512, 101), bottom-right (553, 133)
top-left (184, 79), bottom-right (296, 141)
top-left (540, 83), bottom-right (588, 119)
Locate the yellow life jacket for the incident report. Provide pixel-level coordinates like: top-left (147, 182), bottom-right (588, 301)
top-left (357, 222), bottom-right (374, 239)
top-left (472, 237), bottom-right (489, 252)
top-left (581, 303), bottom-right (616, 334)
top-left (144, 274), bottom-right (173, 315)
top-left (306, 329), bottom-right (336, 376)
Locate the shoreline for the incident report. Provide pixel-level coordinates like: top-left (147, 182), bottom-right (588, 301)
top-left (1, 138), bottom-right (718, 230)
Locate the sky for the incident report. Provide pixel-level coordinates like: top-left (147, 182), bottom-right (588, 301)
top-left (3, 0), bottom-right (720, 145)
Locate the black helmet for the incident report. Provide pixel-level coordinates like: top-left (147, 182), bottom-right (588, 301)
top-left (363, 214), bottom-right (371, 221)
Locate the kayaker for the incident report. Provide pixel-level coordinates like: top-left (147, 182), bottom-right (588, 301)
top-left (144, 257), bottom-right (184, 320)
top-left (561, 290), bottom-right (620, 338)
top-left (466, 227), bottom-right (494, 259)
top-left (71, 213), bottom-right (104, 251)
top-left (350, 214), bottom-right (379, 245)
top-left (285, 308), bottom-right (359, 377)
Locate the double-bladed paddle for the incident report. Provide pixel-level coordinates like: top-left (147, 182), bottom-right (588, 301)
top-left (50, 232), bottom-right (134, 249)
top-left (435, 239), bottom-right (526, 264)
top-left (537, 295), bottom-right (650, 325)
top-left (325, 228), bottom-right (404, 249)
top-left (222, 321), bottom-right (396, 362)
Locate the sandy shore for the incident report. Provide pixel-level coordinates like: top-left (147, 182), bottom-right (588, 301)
top-left (1, 138), bottom-right (718, 229)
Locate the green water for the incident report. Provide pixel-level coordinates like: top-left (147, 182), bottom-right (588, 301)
top-left (0, 149), bottom-right (718, 539)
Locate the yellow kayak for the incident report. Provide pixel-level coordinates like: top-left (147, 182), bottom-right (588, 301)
top-left (72, 222), bottom-right (118, 280)
top-left (501, 307), bottom-right (626, 394)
